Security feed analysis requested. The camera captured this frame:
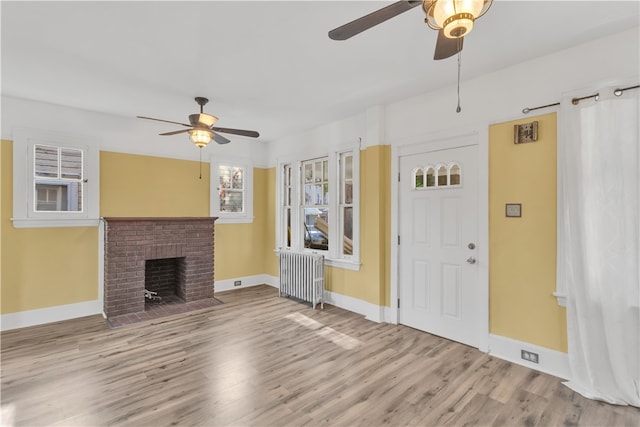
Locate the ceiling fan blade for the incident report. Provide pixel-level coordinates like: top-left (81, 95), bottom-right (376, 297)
top-left (328, 0), bottom-right (422, 41)
top-left (213, 133), bottom-right (231, 145)
top-left (433, 30), bottom-right (463, 60)
top-left (211, 127), bottom-right (259, 138)
top-left (137, 116), bottom-right (191, 127)
top-left (159, 129), bottom-right (191, 136)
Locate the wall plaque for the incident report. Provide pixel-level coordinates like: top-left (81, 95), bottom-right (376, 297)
top-left (514, 121), bottom-right (538, 144)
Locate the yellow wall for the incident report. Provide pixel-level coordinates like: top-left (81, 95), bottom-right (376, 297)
top-left (1, 140), bottom-right (98, 314)
top-left (214, 168), bottom-right (272, 280)
top-left (100, 151), bottom-right (270, 281)
top-left (264, 168), bottom-right (278, 277)
top-left (4, 130), bottom-right (566, 354)
top-left (1, 146), bottom-right (271, 315)
top-left (100, 151), bottom-right (210, 217)
top-left (325, 145), bottom-right (391, 307)
top-left (489, 113), bottom-right (567, 352)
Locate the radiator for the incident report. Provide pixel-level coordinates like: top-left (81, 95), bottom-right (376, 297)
top-left (278, 251), bottom-right (325, 309)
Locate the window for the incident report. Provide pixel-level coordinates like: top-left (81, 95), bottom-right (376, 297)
top-left (302, 158), bottom-right (329, 251)
top-left (34, 145), bottom-right (83, 212)
top-left (210, 159), bottom-right (253, 223)
top-left (277, 142), bottom-right (360, 270)
top-left (339, 152), bottom-right (354, 256)
top-left (12, 128), bottom-right (100, 228)
top-left (282, 164), bottom-right (293, 248)
top-left (219, 165), bottom-right (244, 213)
top-left (412, 162), bottom-right (462, 190)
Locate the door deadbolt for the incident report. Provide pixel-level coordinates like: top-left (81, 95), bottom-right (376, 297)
top-left (468, 243), bottom-right (476, 250)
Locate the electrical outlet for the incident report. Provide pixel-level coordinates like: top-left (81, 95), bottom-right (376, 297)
top-left (234, 280), bottom-right (242, 287)
top-left (521, 350), bottom-right (539, 364)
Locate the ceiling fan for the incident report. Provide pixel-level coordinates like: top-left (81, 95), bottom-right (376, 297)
top-left (137, 97), bottom-right (260, 148)
top-left (328, 0), bottom-right (493, 60)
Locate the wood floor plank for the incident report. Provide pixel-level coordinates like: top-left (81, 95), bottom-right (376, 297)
top-left (1, 285), bottom-right (638, 426)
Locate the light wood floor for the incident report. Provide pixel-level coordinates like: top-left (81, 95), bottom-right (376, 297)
top-left (1, 285), bottom-right (638, 427)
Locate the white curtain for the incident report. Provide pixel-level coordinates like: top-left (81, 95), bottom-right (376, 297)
top-left (558, 84), bottom-right (640, 406)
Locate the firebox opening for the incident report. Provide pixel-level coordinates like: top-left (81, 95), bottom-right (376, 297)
top-left (144, 257), bottom-right (187, 310)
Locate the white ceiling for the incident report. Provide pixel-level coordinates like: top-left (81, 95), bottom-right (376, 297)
top-left (2, 1), bottom-right (639, 143)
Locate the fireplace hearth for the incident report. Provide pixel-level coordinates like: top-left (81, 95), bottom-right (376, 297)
top-left (103, 217), bottom-right (217, 322)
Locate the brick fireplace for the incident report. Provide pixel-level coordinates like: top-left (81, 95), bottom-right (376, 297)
top-left (103, 217), bottom-right (216, 320)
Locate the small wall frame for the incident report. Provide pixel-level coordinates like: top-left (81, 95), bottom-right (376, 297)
top-left (514, 121), bottom-right (538, 144)
top-left (505, 203), bottom-right (522, 218)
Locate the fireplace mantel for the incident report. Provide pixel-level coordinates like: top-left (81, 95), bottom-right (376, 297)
top-left (103, 217), bottom-right (218, 222)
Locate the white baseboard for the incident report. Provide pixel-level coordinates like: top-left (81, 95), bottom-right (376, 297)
top-left (488, 334), bottom-right (570, 380)
top-left (215, 274), bottom-right (278, 292)
top-left (0, 300), bottom-right (102, 331)
top-left (324, 290), bottom-right (388, 323)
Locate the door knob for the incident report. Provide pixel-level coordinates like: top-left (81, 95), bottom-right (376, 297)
top-left (466, 257), bottom-right (476, 264)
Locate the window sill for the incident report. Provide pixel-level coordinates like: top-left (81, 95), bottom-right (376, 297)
top-left (274, 249), bottom-right (361, 271)
top-left (12, 218), bottom-right (101, 229)
top-left (553, 292), bottom-right (567, 307)
top-left (213, 216), bottom-right (254, 224)
top-left (325, 258), bottom-right (361, 271)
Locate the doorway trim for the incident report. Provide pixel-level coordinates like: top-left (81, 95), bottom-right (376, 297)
top-left (389, 127), bottom-right (489, 352)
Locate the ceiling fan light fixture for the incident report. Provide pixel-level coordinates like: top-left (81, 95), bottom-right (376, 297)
top-left (424, 0), bottom-right (492, 38)
top-left (188, 129), bottom-right (212, 148)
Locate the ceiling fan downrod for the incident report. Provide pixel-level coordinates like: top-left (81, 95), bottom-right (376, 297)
top-left (195, 97), bottom-right (209, 113)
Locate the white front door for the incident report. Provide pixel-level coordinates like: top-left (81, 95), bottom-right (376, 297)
top-left (398, 144), bottom-right (481, 348)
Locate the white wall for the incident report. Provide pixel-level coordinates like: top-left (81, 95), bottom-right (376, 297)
top-left (1, 96), bottom-right (269, 166)
top-left (267, 27), bottom-right (639, 158)
top-left (3, 27), bottom-right (638, 167)
top-left (385, 27), bottom-right (639, 144)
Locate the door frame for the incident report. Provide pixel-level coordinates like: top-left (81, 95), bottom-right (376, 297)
top-left (389, 128), bottom-right (489, 352)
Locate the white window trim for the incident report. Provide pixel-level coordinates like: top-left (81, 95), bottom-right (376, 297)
top-left (12, 128), bottom-right (100, 228)
top-left (210, 157), bottom-right (254, 224)
top-left (275, 140), bottom-right (361, 270)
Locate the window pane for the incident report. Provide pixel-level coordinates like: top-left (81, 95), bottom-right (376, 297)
top-left (286, 208), bottom-right (292, 247)
top-left (220, 189), bottom-right (243, 212)
top-left (219, 166), bottom-right (231, 187)
top-left (219, 165), bottom-right (243, 190)
top-left (35, 182), bottom-right (82, 212)
top-left (344, 182), bottom-right (353, 204)
top-left (304, 184), bottom-right (313, 204)
top-left (34, 145), bottom-right (59, 178)
top-left (343, 207), bottom-right (353, 255)
top-left (426, 168), bottom-right (435, 187)
top-left (303, 207), bottom-right (328, 250)
top-left (437, 166), bottom-right (447, 186)
top-left (304, 164), bottom-right (313, 183)
top-left (232, 168), bottom-right (243, 189)
top-left (313, 184), bottom-right (323, 204)
top-left (323, 160), bottom-right (329, 181)
top-left (60, 148), bottom-right (82, 180)
top-left (450, 164), bottom-right (461, 185)
top-left (415, 169), bottom-right (424, 188)
top-left (344, 155), bottom-right (352, 180)
top-left (314, 162), bottom-right (322, 182)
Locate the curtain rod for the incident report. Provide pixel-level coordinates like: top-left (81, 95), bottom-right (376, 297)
top-left (522, 84), bottom-right (639, 114)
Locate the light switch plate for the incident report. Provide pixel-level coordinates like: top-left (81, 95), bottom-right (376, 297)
top-left (506, 203), bottom-right (522, 218)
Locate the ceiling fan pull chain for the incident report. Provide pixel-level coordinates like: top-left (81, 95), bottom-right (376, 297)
top-left (199, 147), bottom-right (203, 180)
top-left (456, 41), bottom-right (462, 113)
